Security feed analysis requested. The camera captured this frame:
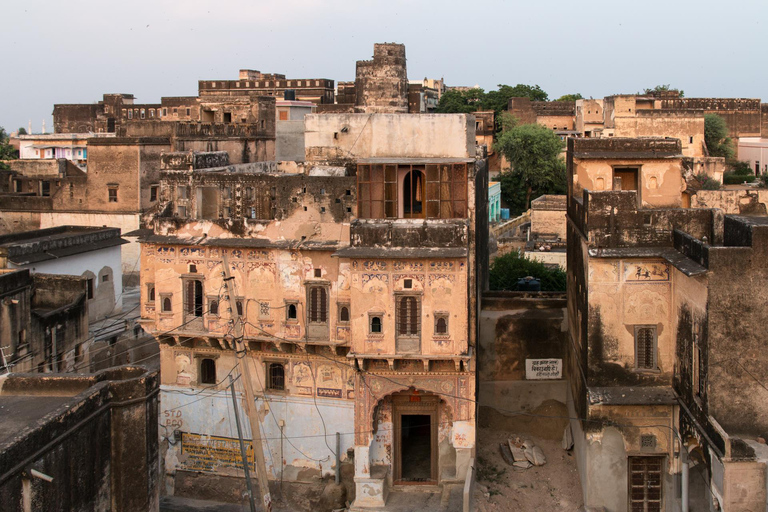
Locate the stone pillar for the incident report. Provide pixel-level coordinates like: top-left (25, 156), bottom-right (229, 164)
top-left (351, 444), bottom-right (388, 509)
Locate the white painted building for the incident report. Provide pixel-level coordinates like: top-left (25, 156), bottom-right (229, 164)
top-left (0, 226), bottom-right (126, 322)
top-left (738, 137), bottom-right (768, 175)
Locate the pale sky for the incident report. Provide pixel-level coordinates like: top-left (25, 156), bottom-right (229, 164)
top-left (2, 0), bottom-right (766, 135)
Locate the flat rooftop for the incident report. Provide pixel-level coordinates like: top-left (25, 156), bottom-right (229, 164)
top-left (0, 226), bottom-right (127, 265)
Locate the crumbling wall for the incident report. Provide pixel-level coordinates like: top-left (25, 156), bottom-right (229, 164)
top-left (478, 292), bottom-right (567, 412)
top-left (355, 43), bottom-right (408, 114)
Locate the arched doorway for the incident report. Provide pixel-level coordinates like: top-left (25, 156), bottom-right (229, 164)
top-left (401, 168), bottom-right (425, 219)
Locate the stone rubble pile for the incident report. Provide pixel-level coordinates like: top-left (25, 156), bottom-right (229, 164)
top-left (498, 436), bottom-right (546, 470)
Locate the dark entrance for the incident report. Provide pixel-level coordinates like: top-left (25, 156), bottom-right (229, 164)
top-left (392, 392), bottom-right (438, 484)
top-left (400, 415), bottom-right (431, 481)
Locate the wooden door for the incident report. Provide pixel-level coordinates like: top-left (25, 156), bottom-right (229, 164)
top-left (629, 456), bottom-right (663, 512)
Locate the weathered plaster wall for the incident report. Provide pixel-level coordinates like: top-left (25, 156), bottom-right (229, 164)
top-left (478, 293), bottom-right (567, 412)
top-left (586, 258), bottom-right (674, 387)
top-left (304, 114), bottom-right (475, 161)
top-left (691, 189), bottom-right (768, 216)
top-left (573, 158), bottom-right (684, 208)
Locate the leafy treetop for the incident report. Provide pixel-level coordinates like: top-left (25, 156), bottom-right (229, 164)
top-left (556, 93), bottom-right (583, 102)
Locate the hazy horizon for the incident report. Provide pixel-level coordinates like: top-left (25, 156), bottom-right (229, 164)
top-left (2, 0), bottom-right (766, 134)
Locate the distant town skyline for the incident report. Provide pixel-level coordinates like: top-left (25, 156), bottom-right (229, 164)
top-left (2, 0), bottom-right (766, 134)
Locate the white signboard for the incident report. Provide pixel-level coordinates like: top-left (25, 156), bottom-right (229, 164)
top-left (526, 359), bottom-right (562, 380)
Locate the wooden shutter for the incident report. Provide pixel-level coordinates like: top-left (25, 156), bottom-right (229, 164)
top-left (186, 281), bottom-right (194, 314)
top-left (636, 328), bottom-right (655, 369)
top-left (310, 287), bottom-right (327, 323)
top-left (409, 297), bottom-right (418, 334)
top-left (399, 297), bottom-right (409, 335)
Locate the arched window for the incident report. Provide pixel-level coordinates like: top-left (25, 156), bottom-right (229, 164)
top-left (200, 358), bottom-right (216, 384)
top-left (287, 303), bottom-right (297, 320)
top-left (339, 306), bottom-right (350, 323)
top-left (148, 284), bottom-right (155, 302)
top-left (370, 316), bottom-right (382, 333)
top-left (209, 300), bottom-right (219, 316)
top-left (267, 363), bottom-right (285, 390)
top-left (435, 316), bottom-right (448, 335)
top-left (162, 297), bottom-right (172, 312)
top-left (402, 169), bottom-right (424, 218)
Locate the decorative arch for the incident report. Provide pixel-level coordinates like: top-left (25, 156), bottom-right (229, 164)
top-left (356, 374), bottom-right (464, 446)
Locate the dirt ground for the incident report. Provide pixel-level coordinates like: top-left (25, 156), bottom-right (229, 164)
top-left (474, 400), bottom-right (584, 512)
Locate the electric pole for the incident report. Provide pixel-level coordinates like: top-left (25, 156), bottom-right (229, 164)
top-left (222, 252), bottom-right (272, 512)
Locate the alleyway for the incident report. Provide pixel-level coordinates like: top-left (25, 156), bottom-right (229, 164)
top-left (473, 401), bottom-right (584, 511)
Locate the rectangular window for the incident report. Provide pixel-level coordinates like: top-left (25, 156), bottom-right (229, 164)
top-left (86, 279), bottom-right (94, 299)
top-left (267, 362), bottom-right (285, 390)
top-left (186, 108), bottom-right (191, 116)
top-left (396, 295), bottom-right (421, 353)
top-left (628, 456), bottom-right (663, 512)
top-left (162, 108), bottom-right (167, 117)
top-left (150, 185), bottom-right (158, 202)
top-left (177, 186), bottom-right (188, 199)
top-left (41, 181), bottom-right (51, 197)
top-left (177, 205), bottom-right (187, 217)
top-left (140, 109), bottom-right (145, 119)
top-left (634, 326), bottom-right (657, 370)
top-left (149, 109), bottom-right (154, 118)
top-left (357, 163), bottom-right (467, 219)
top-left (128, 110), bottom-right (133, 119)
top-left (184, 279), bottom-right (204, 317)
top-left (108, 186), bottom-right (118, 202)
top-left (308, 286), bottom-right (328, 324)
top-left (14, 180), bottom-right (22, 193)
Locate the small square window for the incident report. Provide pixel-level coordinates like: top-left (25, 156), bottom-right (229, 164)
top-left (102, 274), bottom-right (109, 283)
top-left (189, 264), bottom-right (197, 273)
top-left (403, 279), bottom-right (413, 289)
top-left (314, 269), bottom-right (322, 278)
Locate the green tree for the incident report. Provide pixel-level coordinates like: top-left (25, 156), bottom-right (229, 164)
top-left (704, 114), bottom-right (733, 159)
top-left (494, 123), bottom-right (566, 211)
top-left (489, 250), bottom-right (566, 291)
top-left (643, 84), bottom-right (684, 97)
top-left (435, 88), bottom-right (484, 113)
top-left (0, 127), bottom-right (18, 160)
top-left (556, 93), bottom-right (583, 101)
top-left (17, 127), bottom-right (27, 135)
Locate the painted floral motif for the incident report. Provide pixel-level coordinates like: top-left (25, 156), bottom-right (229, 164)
top-left (428, 274), bottom-right (455, 285)
top-left (361, 273), bottom-right (389, 285)
top-left (231, 249), bottom-right (243, 259)
top-left (247, 250), bottom-right (270, 260)
top-left (393, 261), bottom-right (424, 272)
top-left (362, 261), bottom-right (387, 272)
top-left (429, 261), bottom-right (454, 272)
